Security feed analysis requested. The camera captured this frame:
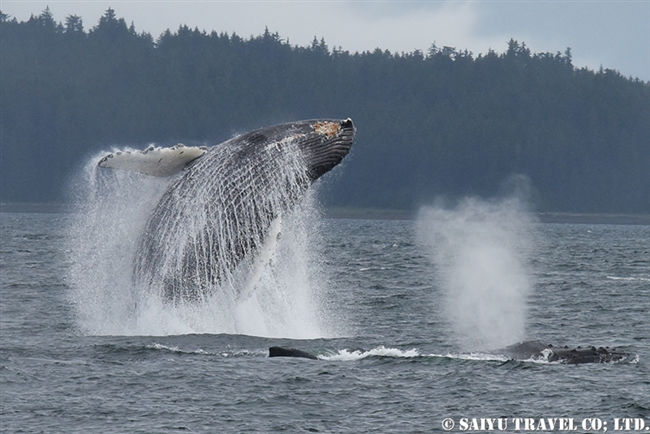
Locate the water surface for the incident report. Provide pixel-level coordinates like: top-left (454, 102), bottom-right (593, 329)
top-left (1, 212), bottom-right (648, 432)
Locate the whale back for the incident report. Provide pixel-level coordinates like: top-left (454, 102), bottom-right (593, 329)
top-left (496, 340), bottom-right (632, 364)
top-left (133, 119), bottom-right (355, 302)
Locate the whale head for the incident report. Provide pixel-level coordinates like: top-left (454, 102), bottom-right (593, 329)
top-left (299, 118), bottom-right (355, 181)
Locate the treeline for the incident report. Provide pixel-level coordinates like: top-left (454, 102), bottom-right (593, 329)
top-left (1, 8), bottom-right (649, 213)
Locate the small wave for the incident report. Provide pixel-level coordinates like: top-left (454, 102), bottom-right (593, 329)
top-left (432, 352), bottom-right (509, 362)
top-left (320, 348), bottom-right (517, 363)
top-left (320, 346), bottom-right (420, 361)
top-left (518, 348), bottom-right (560, 364)
top-left (146, 342), bottom-right (211, 355)
top-left (146, 343), bottom-right (266, 357)
top-left (606, 276), bottom-right (650, 282)
top-left (221, 349), bottom-right (268, 358)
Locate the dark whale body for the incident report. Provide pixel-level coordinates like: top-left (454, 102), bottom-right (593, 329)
top-left (269, 346), bottom-right (319, 360)
top-left (100, 119), bottom-right (355, 302)
top-left (496, 340), bottom-right (632, 364)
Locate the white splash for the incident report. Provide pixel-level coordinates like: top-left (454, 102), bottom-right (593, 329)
top-left (66, 153), bottom-right (333, 339)
top-left (320, 346), bottom-right (420, 361)
top-left (606, 276), bottom-right (650, 282)
top-left (417, 195), bottom-right (537, 350)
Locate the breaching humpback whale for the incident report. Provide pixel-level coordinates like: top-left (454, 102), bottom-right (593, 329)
top-left (98, 119), bottom-right (355, 302)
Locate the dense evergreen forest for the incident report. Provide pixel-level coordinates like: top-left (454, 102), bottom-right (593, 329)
top-left (1, 8), bottom-right (649, 213)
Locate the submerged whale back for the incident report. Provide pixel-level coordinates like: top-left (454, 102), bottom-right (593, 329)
top-left (497, 340), bottom-right (632, 364)
top-left (133, 119), bottom-right (355, 302)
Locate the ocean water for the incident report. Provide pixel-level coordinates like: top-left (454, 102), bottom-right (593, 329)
top-left (1, 210), bottom-right (649, 433)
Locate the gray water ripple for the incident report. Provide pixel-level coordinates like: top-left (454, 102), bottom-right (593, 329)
top-left (1, 213), bottom-right (649, 432)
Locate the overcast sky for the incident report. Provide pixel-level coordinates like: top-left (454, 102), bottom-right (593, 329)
top-left (2, 0), bottom-right (649, 81)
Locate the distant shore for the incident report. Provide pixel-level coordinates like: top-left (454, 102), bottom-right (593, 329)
top-left (325, 207), bottom-right (650, 225)
top-left (3, 202), bottom-right (649, 225)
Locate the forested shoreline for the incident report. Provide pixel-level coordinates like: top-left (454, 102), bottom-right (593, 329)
top-left (1, 8), bottom-right (649, 213)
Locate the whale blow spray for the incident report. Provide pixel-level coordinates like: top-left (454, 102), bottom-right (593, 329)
top-left (417, 193), bottom-right (537, 350)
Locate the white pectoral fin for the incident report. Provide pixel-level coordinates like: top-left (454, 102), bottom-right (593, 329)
top-left (97, 144), bottom-right (207, 177)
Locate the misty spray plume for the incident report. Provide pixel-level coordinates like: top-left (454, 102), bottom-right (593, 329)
top-left (417, 176), bottom-right (538, 350)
